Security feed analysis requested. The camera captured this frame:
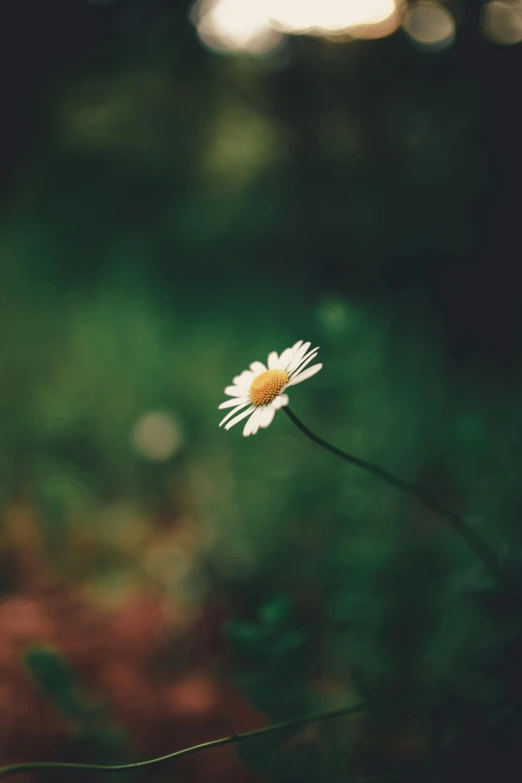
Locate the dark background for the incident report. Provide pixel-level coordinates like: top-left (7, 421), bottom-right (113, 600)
top-left (2, 0), bottom-right (522, 368)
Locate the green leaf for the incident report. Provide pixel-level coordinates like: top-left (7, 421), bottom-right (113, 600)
top-left (260, 595), bottom-right (293, 627)
top-left (23, 644), bottom-right (86, 721)
top-left (272, 628), bottom-right (307, 658)
top-left (226, 620), bottom-right (267, 660)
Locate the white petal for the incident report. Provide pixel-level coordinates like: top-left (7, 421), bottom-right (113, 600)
top-left (219, 397), bottom-right (248, 409)
top-left (272, 393), bottom-right (289, 409)
top-left (235, 374), bottom-right (254, 388)
top-left (224, 385), bottom-right (246, 397)
top-left (267, 351), bottom-right (279, 370)
top-left (250, 361), bottom-right (267, 374)
top-left (250, 407), bottom-right (265, 436)
top-left (287, 363), bottom-right (323, 386)
top-left (224, 405), bottom-right (256, 430)
top-left (278, 348), bottom-right (293, 368)
top-left (233, 370), bottom-right (255, 385)
top-left (290, 350), bottom-right (318, 378)
top-left (242, 411), bottom-right (255, 437)
top-left (243, 406), bottom-right (262, 437)
top-left (278, 340), bottom-right (304, 370)
top-left (286, 342), bottom-right (311, 374)
top-left (220, 402), bottom-right (251, 426)
top-left (260, 407), bottom-right (275, 428)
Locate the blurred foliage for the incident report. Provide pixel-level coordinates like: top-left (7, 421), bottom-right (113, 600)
top-left (24, 644), bottom-right (131, 779)
top-left (227, 595), bottom-right (319, 780)
top-left (228, 595), bottom-right (310, 719)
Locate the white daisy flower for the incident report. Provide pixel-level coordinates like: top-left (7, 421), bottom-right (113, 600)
top-left (218, 340), bottom-right (322, 437)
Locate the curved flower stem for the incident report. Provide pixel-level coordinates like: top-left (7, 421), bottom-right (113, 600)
top-left (283, 407), bottom-right (501, 578)
top-left (0, 699), bottom-right (371, 779)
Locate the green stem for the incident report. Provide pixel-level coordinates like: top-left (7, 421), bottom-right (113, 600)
top-left (283, 407), bottom-right (501, 577)
top-left (0, 699), bottom-right (371, 779)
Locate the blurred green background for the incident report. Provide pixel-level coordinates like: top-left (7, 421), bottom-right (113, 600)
top-left (2, 1), bottom-right (522, 781)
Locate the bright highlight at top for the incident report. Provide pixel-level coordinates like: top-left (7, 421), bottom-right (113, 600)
top-left (193, 0), bottom-right (399, 54)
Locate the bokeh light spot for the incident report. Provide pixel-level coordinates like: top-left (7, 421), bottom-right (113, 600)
top-left (402, 1), bottom-right (456, 50)
top-left (167, 673), bottom-right (219, 717)
top-left (131, 411), bottom-right (183, 461)
top-left (193, 0), bottom-right (283, 54)
top-left (191, 0), bottom-right (399, 49)
top-left (482, 1), bottom-right (522, 45)
top-left (266, 0), bottom-right (397, 34)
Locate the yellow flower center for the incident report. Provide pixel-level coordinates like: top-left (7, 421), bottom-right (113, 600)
top-left (249, 369), bottom-right (289, 407)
